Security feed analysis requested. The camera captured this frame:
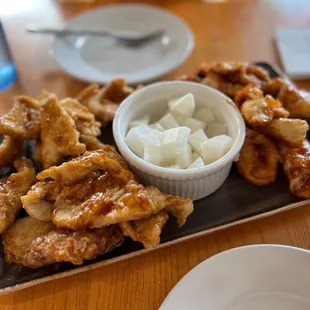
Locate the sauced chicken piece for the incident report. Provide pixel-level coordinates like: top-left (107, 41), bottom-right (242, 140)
top-left (40, 95), bottom-right (85, 169)
top-left (24, 225), bottom-right (123, 268)
top-left (3, 216), bottom-right (123, 267)
top-left (201, 72), bottom-right (244, 98)
top-left (0, 158), bottom-right (36, 233)
top-left (235, 129), bottom-right (279, 185)
top-left (77, 79), bottom-right (133, 125)
top-left (198, 62), bottom-right (270, 98)
top-left (234, 86), bottom-right (264, 107)
top-left (22, 180), bottom-right (61, 221)
top-left (120, 210), bottom-right (169, 249)
top-left (279, 140), bottom-right (310, 199)
top-left (256, 118), bottom-right (308, 148)
top-left (3, 217), bottom-right (55, 264)
top-left (60, 98), bottom-right (101, 137)
top-left (79, 135), bottom-right (104, 151)
top-left (166, 199), bottom-right (194, 227)
top-left (37, 146), bottom-right (134, 185)
top-left (51, 178), bottom-right (191, 230)
top-left (263, 78), bottom-right (310, 119)
top-left (0, 97), bottom-right (40, 139)
top-left (240, 96), bottom-right (289, 127)
top-left (0, 135), bottom-right (23, 168)
top-left (120, 197), bottom-right (194, 249)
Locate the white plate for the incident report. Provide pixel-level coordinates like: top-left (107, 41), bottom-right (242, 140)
top-left (50, 4), bottom-right (194, 85)
top-left (160, 245), bottom-right (310, 310)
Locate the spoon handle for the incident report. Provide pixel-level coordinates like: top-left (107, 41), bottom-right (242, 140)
top-left (26, 27), bottom-right (110, 37)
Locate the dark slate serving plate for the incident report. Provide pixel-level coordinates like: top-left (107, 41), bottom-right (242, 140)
top-left (0, 62), bottom-right (305, 293)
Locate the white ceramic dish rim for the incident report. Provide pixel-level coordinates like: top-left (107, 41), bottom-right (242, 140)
top-left (113, 81), bottom-right (246, 177)
top-left (49, 3), bottom-right (195, 85)
top-left (160, 244), bottom-right (310, 309)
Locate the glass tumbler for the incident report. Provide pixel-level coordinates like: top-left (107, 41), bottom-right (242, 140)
top-left (0, 21), bottom-right (17, 90)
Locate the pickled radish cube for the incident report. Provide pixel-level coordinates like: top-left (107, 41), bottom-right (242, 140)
top-left (189, 129), bottom-right (208, 155)
top-left (175, 144), bottom-right (192, 168)
top-left (192, 151), bottom-right (200, 161)
top-left (169, 93), bottom-right (195, 117)
top-left (193, 107), bottom-right (215, 122)
top-left (165, 165), bottom-right (181, 169)
top-left (168, 97), bottom-right (179, 110)
top-left (207, 122), bottom-right (227, 137)
top-left (144, 130), bottom-right (163, 165)
top-left (149, 123), bottom-right (165, 132)
top-left (170, 111), bottom-right (185, 125)
top-left (129, 115), bottom-right (149, 129)
top-left (158, 113), bottom-right (179, 130)
top-left (201, 135), bottom-right (232, 164)
top-left (162, 127), bottom-right (191, 165)
top-left (183, 117), bottom-right (206, 133)
top-left (188, 156), bottom-right (205, 169)
top-left (125, 124), bottom-right (152, 157)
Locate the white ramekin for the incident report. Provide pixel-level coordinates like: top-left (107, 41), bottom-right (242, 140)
top-left (113, 81), bottom-right (245, 200)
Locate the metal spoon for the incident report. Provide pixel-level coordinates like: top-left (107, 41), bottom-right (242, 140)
top-left (26, 26), bottom-right (166, 47)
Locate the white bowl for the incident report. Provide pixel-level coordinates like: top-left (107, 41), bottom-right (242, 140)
top-left (113, 81), bottom-right (245, 200)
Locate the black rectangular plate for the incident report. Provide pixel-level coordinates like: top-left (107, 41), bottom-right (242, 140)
top-left (0, 61), bottom-right (302, 292)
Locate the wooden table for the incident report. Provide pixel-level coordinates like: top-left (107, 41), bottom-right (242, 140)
top-left (1, 0), bottom-right (310, 309)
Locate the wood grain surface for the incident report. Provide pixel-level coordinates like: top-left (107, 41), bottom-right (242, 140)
top-left (1, 0), bottom-right (310, 309)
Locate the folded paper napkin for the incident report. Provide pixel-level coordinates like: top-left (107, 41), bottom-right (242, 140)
top-left (276, 28), bottom-right (310, 80)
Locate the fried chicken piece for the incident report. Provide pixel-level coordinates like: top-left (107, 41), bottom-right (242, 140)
top-left (263, 78), bottom-right (310, 119)
top-left (166, 199), bottom-right (194, 227)
top-left (37, 146), bottom-right (133, 185)
top-left (40, 95), bottom-right (85, 169)
top-left (60, 98), bottom-right (101, 137)
top-left (22, 180), bottom-right (60, 221)
top-left (2, 217), bottom-right (55, 264)
top-left (52, 178), bottom-right (191, 230)
top-left (2, 216), bottom-right (123, 267)
top-left (0, 135), bottom-right (23, 168)
top-left (100, 78), bottom-right (133, 104)
top-left (234, 86), bottom-right (264, 107)
top-left (80, 135), bottom-right (104, 151)
top-left (78, 84), bottom-right (115, 124)
top-left (23, 147), bottom-right (134, 222)
top-left (119, 210), bottom-right (169, 249)
top-left (77, 79), bottom-right (133, 125)
top-left (24, 225), bottom-right (123, 268)
top-left (256, 118), bottom-right (308, 148)
top-left (201, 72), bottom-right (244, 98)
top-left (198, 62), bottom-right (270, 98)
top-left (235, 129), bottom-right (279, 185)
top-left (0, 158), bottom-right (36, 233)
top-left (241, 96), bottom-right (289, 127)
top-left (0, 97), bottom-right (40, 139)
top-left (279, 140), bottom-right (310, 198)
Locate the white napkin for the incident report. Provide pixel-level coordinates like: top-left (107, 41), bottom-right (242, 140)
top-left (276, 28), bottom-right (310, 80)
